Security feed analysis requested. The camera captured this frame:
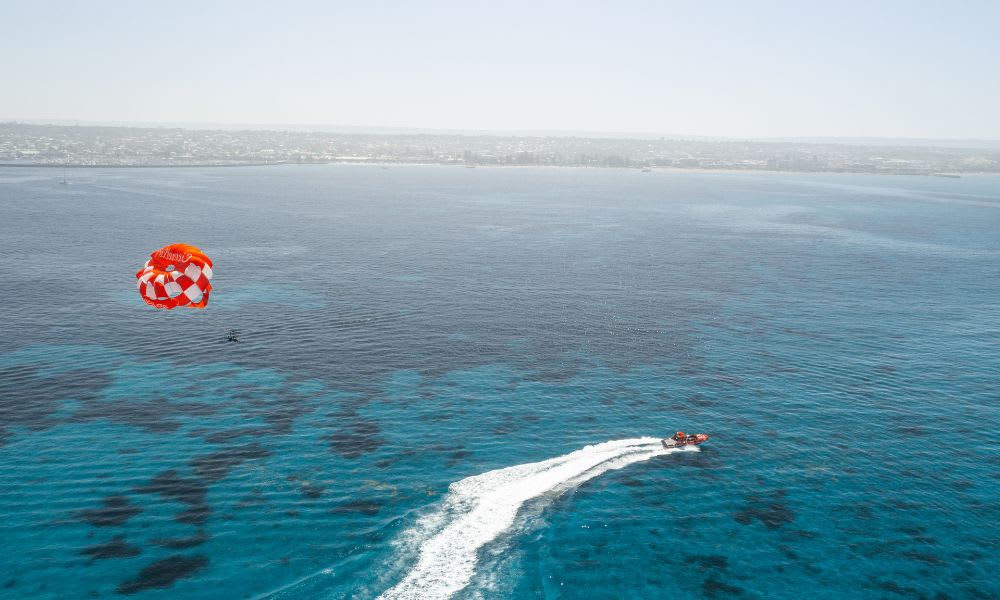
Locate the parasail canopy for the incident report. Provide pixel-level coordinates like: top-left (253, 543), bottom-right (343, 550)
top-left (135, 243), bottom-right (213, 309)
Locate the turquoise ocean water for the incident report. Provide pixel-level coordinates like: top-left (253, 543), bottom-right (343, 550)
top-left (0, 165), bottom-right (997, 599)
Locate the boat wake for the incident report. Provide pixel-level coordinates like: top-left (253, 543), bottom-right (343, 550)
top-left (377, 437), bottom-right (697, 600)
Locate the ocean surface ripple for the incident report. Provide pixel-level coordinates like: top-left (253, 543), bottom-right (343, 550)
top-left (0, 166), bottom-right (997, 600)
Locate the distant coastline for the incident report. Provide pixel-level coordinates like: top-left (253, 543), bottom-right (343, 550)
top-left (0, 161), bottom-right (274, 169)
top-left (0, 161), bottom-right (983, 178)
top-left (2, 122), bottom-right (996, 176)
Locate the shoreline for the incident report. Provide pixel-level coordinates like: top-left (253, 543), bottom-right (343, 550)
top-left (0, 161), bottom-right (986, 177)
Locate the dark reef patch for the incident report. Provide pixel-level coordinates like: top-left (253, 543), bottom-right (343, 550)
top-left (685, 554), bottom-right (728, 571)
top-left (897, 525), bottom-right (926, 536)
top-left (327, 420), bottom-right (384, 458)
top-left (190, 443), bottom-right (271, 482)
top-left (78, 495), bottom-right (142, 527)
top-left (332, 500), bottom-right (382, 516)
top-left (447, 449), bottom-right (473, 466)
top-left (299, 481), bottom-right (325, 499)
top-left (783, 529), bottom-right (820, 540)
top-left (854, 504), bottom-right (875, 520)
top-left (0, 366), bottom-right (111, 445)
top-left (429, 443), bottom-right (464, 453)
top-left (901, 550), bottom-right (946, 566)
top-left (116, 554), bottom-right (208, 595)
top-left (895, 425), bottom-right (928, 437)
top-left (734, 490), bottom-right (795, 529)
top-left (689, 394), bottom-right (716, 407)
top-left (261, 400), bottom-right (315, 435)
top-left (530, 366), bottom-right (579, 382)
top-left (492, 416), bottom-right (521, 436)
top-left (136, 470), bottom-right (207, 506)
top-left (869, 579), bottom-right (920, 596)
top-left (135, 470), bottom-right (212, 524)
top-left (200, 427), bottom-right (268, 444)
top-left (81, 535), bottom-right (141, 560)
top-left (73, 396), bottom-right (219, 434)
top-left (702, 578), bottom-right (743, 597)
top-left (176, 504), bottom-right (212, 526)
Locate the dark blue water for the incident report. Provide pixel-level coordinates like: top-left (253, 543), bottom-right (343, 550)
top-left (0, 165), bottom-right (997, 599)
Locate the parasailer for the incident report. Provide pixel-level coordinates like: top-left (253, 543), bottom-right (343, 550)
top-left (135, 243), bottom-right (213, 309)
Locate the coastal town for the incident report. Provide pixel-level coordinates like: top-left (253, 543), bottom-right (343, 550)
top-left (2, 122), bottom-right (997, 175)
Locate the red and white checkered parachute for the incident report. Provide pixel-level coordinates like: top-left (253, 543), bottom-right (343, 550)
top-left (135, 243), bottom-right (214, 309)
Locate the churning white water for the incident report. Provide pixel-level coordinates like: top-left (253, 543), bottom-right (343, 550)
top-left (378, 437), bottom-right (697, 600)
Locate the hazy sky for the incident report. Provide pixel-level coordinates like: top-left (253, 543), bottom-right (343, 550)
top-left (3, 1), bottom-right (998, 138)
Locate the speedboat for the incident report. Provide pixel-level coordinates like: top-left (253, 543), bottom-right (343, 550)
top-left (661, 431), bottom-right (709, 448)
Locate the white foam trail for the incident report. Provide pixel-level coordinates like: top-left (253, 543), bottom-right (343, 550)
top-left (378, 437), bottom-right (696, 600)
